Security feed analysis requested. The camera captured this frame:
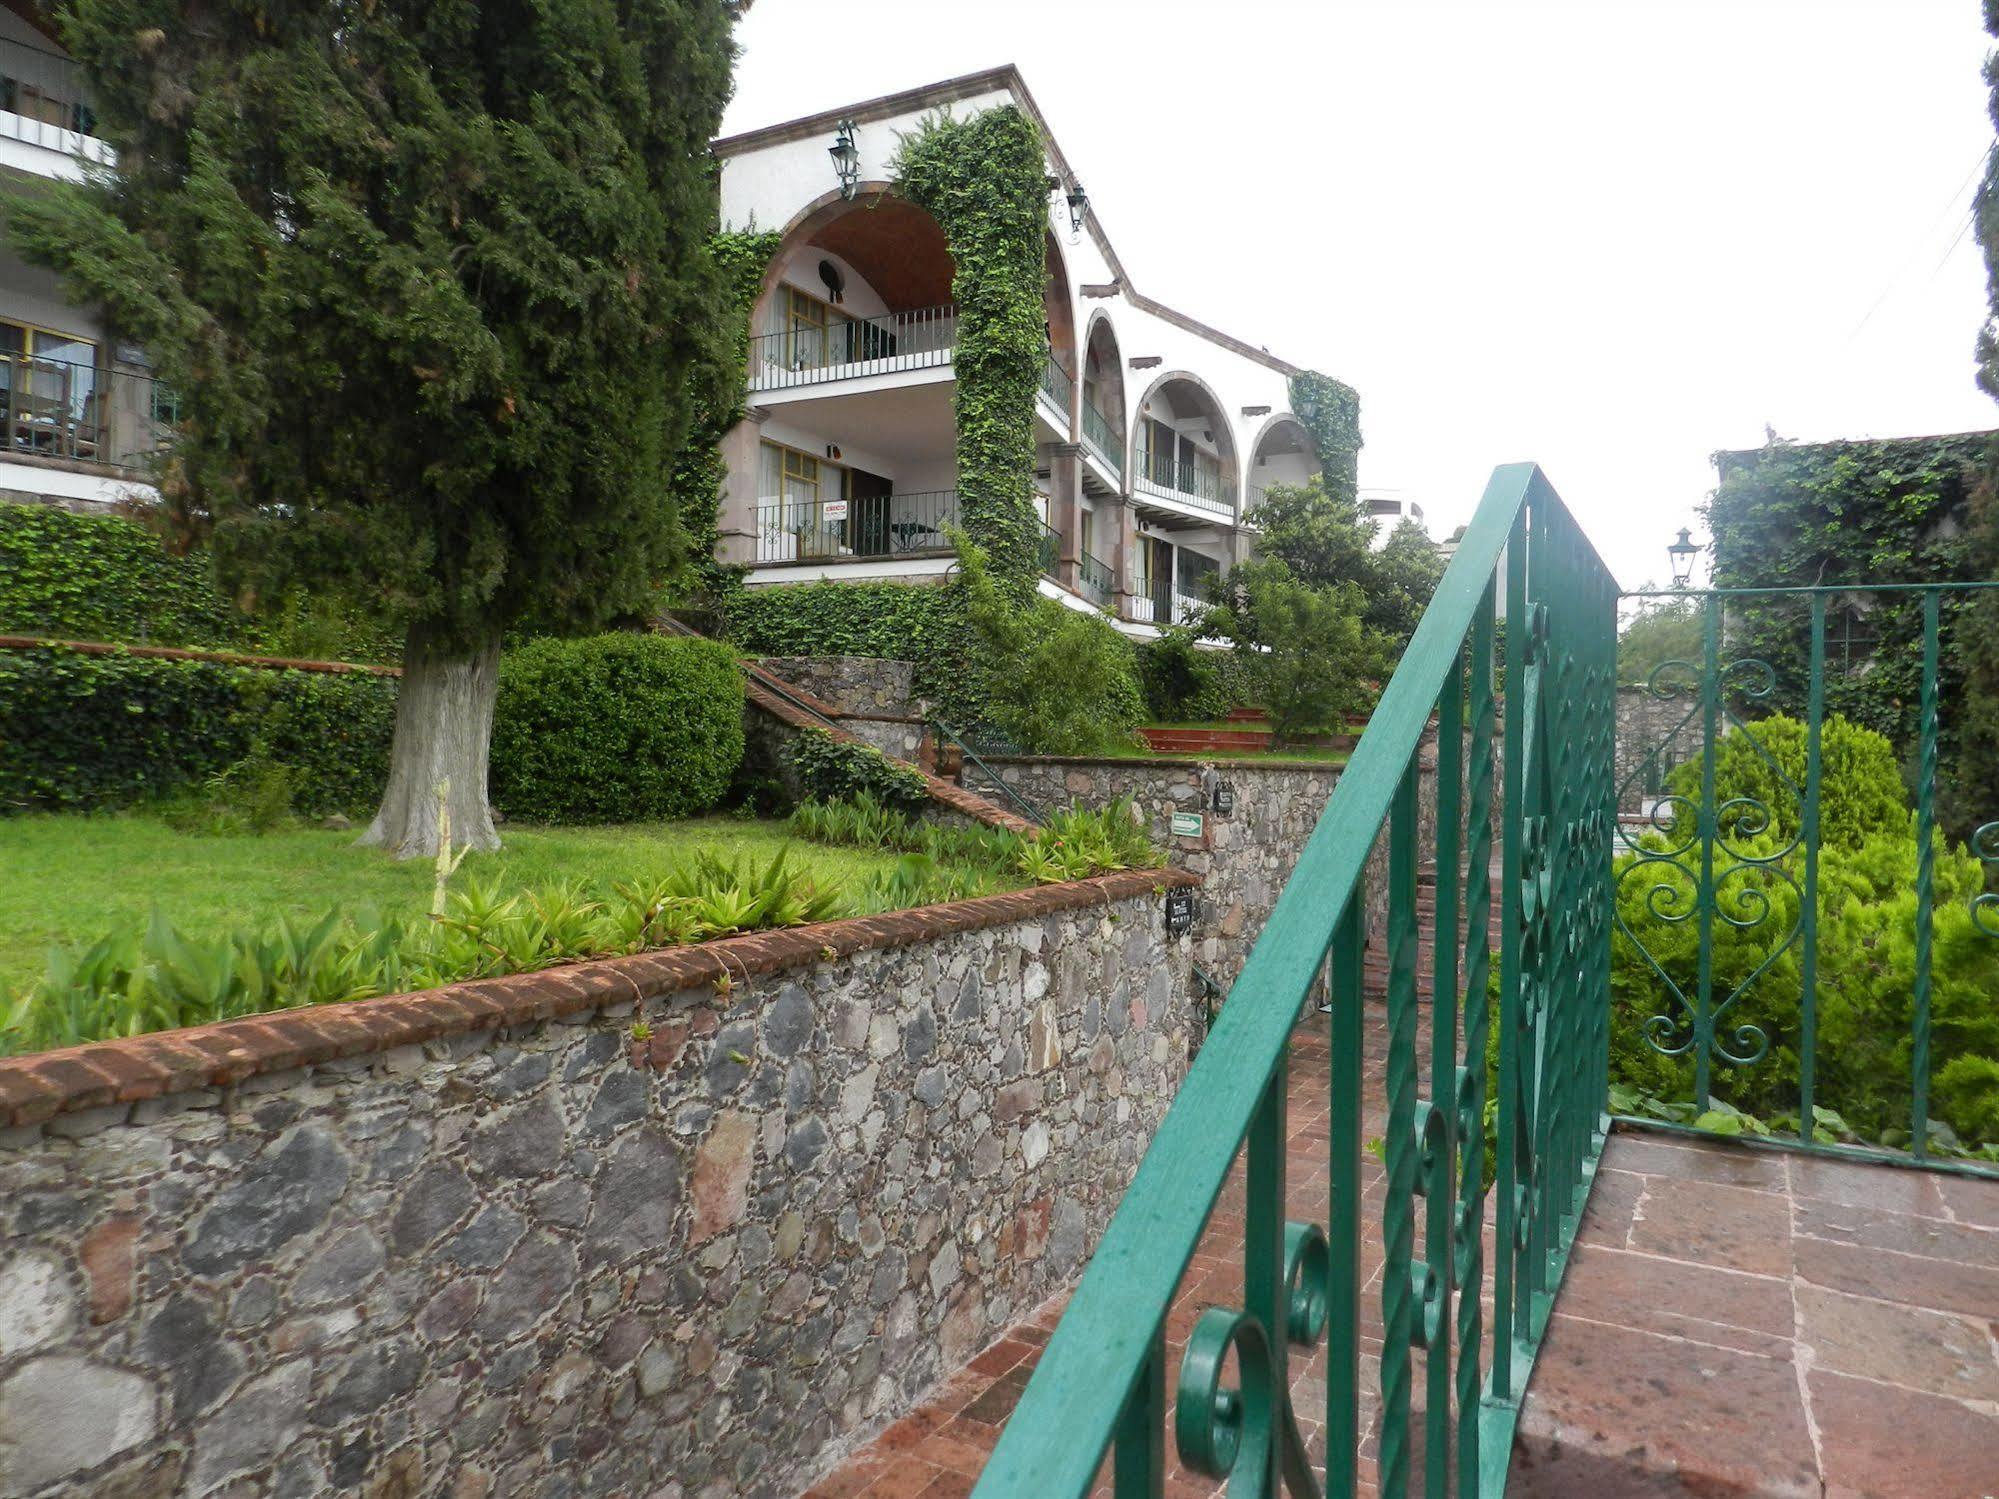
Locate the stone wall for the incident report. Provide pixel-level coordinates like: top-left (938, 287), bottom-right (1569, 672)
top-left (0, 870), bottom-right (1196, 1499)
top-left (974, 752), bottom-right (1440, 995)
top-left (1614, 685), bottom-right (1701, 811)
top-left (975, 758), bottom-right (1333, 990)
top-left (755, 657), bottom-right (923, 720)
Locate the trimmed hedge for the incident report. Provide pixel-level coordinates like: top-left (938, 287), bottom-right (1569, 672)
top-left (0, 505), bottom-right (244, 648)
top-left (0, 645), bottom-right (396, 814)
top-left (490, 634), bottom-right (745, 824)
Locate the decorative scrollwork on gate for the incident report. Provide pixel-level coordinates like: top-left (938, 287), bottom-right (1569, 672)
top-left (1612, 656), bottom-right (1801, 1071)
top-left (1174, 1219), bottom-right (1330, 1498)
top-left (1974, 823), bottom-right (1999, 939)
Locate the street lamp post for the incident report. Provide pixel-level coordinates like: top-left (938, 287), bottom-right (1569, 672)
top-left (1668, 527), bottom-right (1700, 590)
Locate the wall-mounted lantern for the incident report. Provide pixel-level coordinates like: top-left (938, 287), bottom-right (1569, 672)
top-left (1064, 180), bottom-right (1088, 242)
top-left (1667, 527), bottom-right (1700, 590)
top-left (829, 119), bottom-right (860, 201)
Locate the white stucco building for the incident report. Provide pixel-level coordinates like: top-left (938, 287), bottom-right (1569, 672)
top-left (0, 6), bottom-right (162, 510)
top-left (714, 66), bottom-right (1342, 634)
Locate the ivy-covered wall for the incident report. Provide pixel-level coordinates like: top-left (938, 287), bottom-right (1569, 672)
top-left (1705, 431), bottom-right (1994, 836)
top-left (668, 228), bottom-right (782, 601)
top-left (892, 107), bottom-right (1048, 589)
top-left (1288, 371), bottom-right (1363, 511)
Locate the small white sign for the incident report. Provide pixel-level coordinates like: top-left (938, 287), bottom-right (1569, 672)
top-left (822, 499), bottom-right (849, 522)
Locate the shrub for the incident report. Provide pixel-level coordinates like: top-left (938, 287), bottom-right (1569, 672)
top-left (1610, 823), bottom-right (1999, 1151)
top-left (785, 729), bottom-right (930, 807)
top-left (490, 634), bottom-right (744, 824)
top-left (0, 505), bottom-right (399, 661)
top-left (0, 645), bottom-right (396, 815)
top-left (959, 539), bottom-right (1144, 753)
top-left (1664, 713), bottom-right (1906, 851)
top-left (0, 505), bottom-right (242, 648)
top-left (1209, 559), bottom-right (1384, 743)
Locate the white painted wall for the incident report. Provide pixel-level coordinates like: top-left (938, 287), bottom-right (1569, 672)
top-left (0, 245), bottom-right (103, 343)
top-left (719, 90), bottom-right (1015, 235)
top-left (768, 246), bottom-right (890, 324)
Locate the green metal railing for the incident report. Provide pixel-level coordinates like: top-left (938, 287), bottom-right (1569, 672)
top-left (1037, 520), bottom-right (1061, 578)
top-left (1612, 581), bottom-right (1999, 1176)
top-left (1082, 400), bottom-right (1124, 478)
top-left (975, 463), bottom-right (1618, 1498)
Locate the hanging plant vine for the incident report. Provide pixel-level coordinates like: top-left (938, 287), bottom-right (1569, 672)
top-left (892, 106), bottom-right (1048, 590)
top-left (1288, 370), bottom-right (1363, 513)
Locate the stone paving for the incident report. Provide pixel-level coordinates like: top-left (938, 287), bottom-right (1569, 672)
top-left (1513, 1133), bottom-right (1999, 1497)
top-left (807, 1002), bottom-right (1999, 1499)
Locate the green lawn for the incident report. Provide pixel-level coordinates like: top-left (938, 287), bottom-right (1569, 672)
top-left (0, 814), bottom-right (910, 991)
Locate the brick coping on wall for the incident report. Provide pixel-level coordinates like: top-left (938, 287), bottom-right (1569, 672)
top-left (976, 752), bottom-right (1346, 774)
top-left (0, 867), bottom-right (1196, 1129)
top-left (0, 635), bottom-right (400, 677)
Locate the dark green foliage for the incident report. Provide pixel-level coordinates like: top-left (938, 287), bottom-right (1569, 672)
top-left (0, 646), bottom-right (396, 814)
top-left (1950, 475), bottom-right (1999, 842)
top-left (1663, 714), bottom-right (1907, 851)
top-left (893, 108), bottom-right (1048, 587)
top-left (1246, 475), bottom-right (1439, 650)
top-left (722, 579), bottom-right (988, 725)
top-left (1705, 435), bottom-right (1989, 837)
top-left (1976, 0), bottom-right (1999, 400)
top-left (1288, 371), bottom-right (1363, 511)
top-left (1366, 519), bottom-right (1448, 646)
top-left (5, 0), bottom-right (739, 655)
top-left (0, 505), bottom-right (239, 647)
top-left (667, 228), bottom-right (783, 605)
top-left (1208, 559), bottom-right (1384, 744)
top-left (785, 729), bottom-right (931, 808)
top-left (959, 540), bottom-right (1144, 754)
top-left (1139, 626), bottom-right (1231, 721)
top-left (490, 634), bottom-right (744, 824)
top-left (0, 505), bottom-right (400, 661)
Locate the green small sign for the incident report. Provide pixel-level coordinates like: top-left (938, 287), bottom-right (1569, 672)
top-left (1170, 810), bottom-right (1204, 839)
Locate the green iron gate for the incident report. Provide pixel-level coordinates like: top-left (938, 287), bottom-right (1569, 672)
top-left (1611, 582), bottom-right (1999, 1176)
top-left (973, 464), bottom-right (1619, 1498)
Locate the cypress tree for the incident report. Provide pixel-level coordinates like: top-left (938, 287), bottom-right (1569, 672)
top-left (5, 0), bottom-right (740, 855)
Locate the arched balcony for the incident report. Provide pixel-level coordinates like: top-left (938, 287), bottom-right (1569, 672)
top-left (1131, 372), bottom-right (1239, 524)
top-left (1245, 414), bottom-right (1321, 523)
top-left (1077, 313), bottom-right (1126, 494)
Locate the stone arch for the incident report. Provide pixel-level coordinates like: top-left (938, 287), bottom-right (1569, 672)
top-left (1044, 229), bottom-right (1078, 425)
top-left (1246, 412), bottom-right (1321, 505)
top-left (1130, 368), bottom-right (1239, 499)
top-left (1080, 310), bottom-right (1126, 452)
top-left (748, 182), bottom-right (956, 344)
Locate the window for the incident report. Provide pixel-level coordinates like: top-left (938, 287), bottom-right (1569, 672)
top-left (783, 286), bottom-right (828, 371)
top-left (1, 319), bottom-right (100, 460)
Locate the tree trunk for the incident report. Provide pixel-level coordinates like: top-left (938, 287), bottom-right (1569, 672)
top-left (359, 626), bottom-right (503, 859)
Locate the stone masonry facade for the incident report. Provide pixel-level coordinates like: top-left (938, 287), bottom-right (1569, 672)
top-left (978, 759), bottom-right (1339, 990)
top-left (1613, 684), bottom-right (1704, 812)
top-left (0, 870), bottom-right (1196, 1498)
top-left (753, 658), bottom-right (923, 722)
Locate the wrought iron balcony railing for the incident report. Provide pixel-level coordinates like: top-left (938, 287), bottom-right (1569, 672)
top-left (1081, 401), bottom-right (1123, 479)
top-left (975, 464), bottom-right (1620, 1498)
top-left (1133, 444), bottom-right (1236, 517)
top-left (751, 489), bottom-right (958, 565)
top-left (2, 354), bottom-right (172, 471)
top-left (1077, 548), bottom-right (1115, 608)
top-left (1037, 520), bottom-right (1060, 578)
top-left (745, 303), bottom-right (955, 392)
top-left (1040, 357), bottom-right (1074, 420)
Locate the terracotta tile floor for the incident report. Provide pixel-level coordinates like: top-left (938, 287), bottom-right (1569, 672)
top-left (808, 1022), bottom-right (1999, 1499)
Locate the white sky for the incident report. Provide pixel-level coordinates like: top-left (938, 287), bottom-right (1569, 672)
top-left (724, 0), bottom-right (1999, 593)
